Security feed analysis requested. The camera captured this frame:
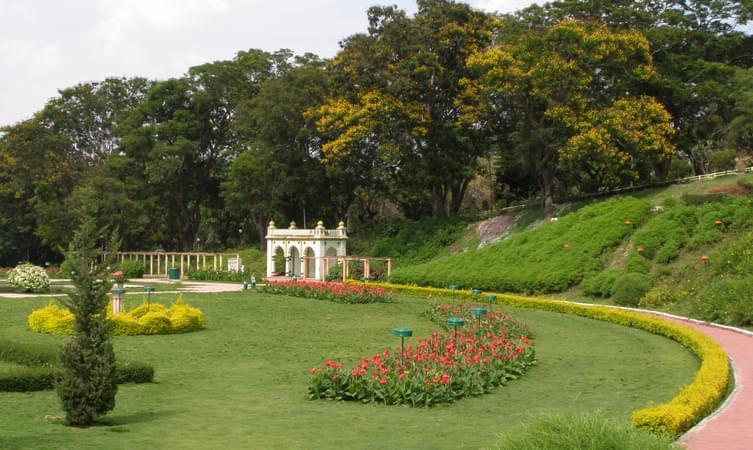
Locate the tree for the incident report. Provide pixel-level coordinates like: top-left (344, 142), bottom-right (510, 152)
top-left (56, 219), bottom-right (119, 427)
top-left (312, 0), bottom-right (497, 218)
top-left (468, 21), bottom-right (674, 212)
top-left (516, 0), bottom-right (753, 174)
top-left (727, 68), bottom-right (753, 153)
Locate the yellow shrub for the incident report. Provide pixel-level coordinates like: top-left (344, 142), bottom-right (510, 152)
top-left (111, 314), bottom-right (142, 336)
top-left (27, 303), bottom-right (74, 335)
top-left (137, 311), bottom-right (172, 335)
top-left (168, 303), bottom-right (204, 332)
top-left (130, 302), bottom-right (167, 320)
top-left (28, 296), bottom-right (204, 336)
top-left (350, 281), bottom-right (730, 437)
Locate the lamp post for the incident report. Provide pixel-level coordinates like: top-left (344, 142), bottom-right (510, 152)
top-left (144, 286), bottom-right (155, 307)
top-left (449, 284), bottom-right (459, 307)
top-left (471, 307), bottom-right (487, 337)
top-left (447, 317), bottom-right (465, 342)
top-left (485, 294), bottom-right (496, 312)
top-left (113, 287), bottom-right (125, 314)
top-left (471, 288), bottom-right (482, 303)
top-left (393, 327), bottom-right (413, 366)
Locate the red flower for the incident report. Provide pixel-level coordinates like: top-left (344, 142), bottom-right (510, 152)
top-left (379, 378), bottom-right (387, 385)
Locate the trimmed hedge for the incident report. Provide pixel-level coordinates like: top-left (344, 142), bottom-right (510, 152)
top-left (348, 281), bottom-right (730, 437)
top-left (28, 296), bottom-right (204, 336)
top-left (0, 339), bottom-right (154, 392)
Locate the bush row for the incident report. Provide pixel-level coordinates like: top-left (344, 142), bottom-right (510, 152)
top-left (0, 339), bottom-right (154, 392)
top-left (187, 269), bottom-right (250, 282)
top-left (389, 197), bottom-right (650, 294)
top-left (349, 281), bottom-right (730, 436)
top-left (28, 296), bottom-right (204, 336)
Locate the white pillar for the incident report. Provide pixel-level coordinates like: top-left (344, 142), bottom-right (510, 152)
top-left (266, 239), bottom-right (274, 278)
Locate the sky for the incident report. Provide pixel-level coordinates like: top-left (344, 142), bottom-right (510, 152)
top-left (0, 0), bottom-right (540, 127)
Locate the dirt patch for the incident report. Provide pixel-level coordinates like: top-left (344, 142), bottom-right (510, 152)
top-left (477, 214), bottom-right (517, 248)
top-left (708, 184), bottom-right (749, 196)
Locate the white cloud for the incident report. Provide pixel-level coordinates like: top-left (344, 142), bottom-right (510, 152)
top-left (470, 0), bottom-right (541, 13)
top-left (94, 0), bottom-right (230, 50)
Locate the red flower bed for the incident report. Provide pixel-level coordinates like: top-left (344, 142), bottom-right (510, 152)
top-left (262, 279), bottom-right (392, 304)
top-left (308, 304), bottom-right (535, 406)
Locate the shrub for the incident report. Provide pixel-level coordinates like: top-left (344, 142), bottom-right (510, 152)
top-left (137, 311), bottom-right (172, 335)
top-left (187, 269), bottom-right (248, 282)
top-left (581, 269), bottom-right (620, 297)
top-left (492, 413), bottom-right (677, 450)
top-left (681, 193), bottom-right (725, 205)
top-left (624, 254), bottom-right (651, 274)
top-left (27, 303), bottom-right (74, 335)
top-left (28, 297), bottom-right (204, 336)
top-left (737, 178), bottom-right (753, 191)
top-left (639, 286), bottom-right (681, 308)
top-left (129, 303), bottom-right (167, 320)
top-left (612, 273), bottom-right (653, 306)
top-left (116, 260), bottom-right (144, 279)
top-left (0, 338), bottom-right (153, 392)
top-left (7, 263), bottom-right (50, 292)
top-left (696, 277), bottom-right (753, 326)
top-left (655, 240), bottom-right (681, 264)
top-left (111, 314), bottom-right (142, 336)
top-left (708, 149), bottom-right (737, 172)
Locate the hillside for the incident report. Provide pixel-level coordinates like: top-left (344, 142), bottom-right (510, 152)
top-left (388, 174), bottom-right (753, 328)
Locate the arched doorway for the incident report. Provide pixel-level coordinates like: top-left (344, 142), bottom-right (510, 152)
top-left (273, 247), bottom-right (285, 276)
top-left (324, 247), bottom-right (339, 279)
top-left (304, 247), bottom-right (316, 279)
top-left (289, 246), bottom-right (301, 277)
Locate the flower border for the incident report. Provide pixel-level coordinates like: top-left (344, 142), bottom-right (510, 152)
top-left (347, 281), bottom-right (730, 436)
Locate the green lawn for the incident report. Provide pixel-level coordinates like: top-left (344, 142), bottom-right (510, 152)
top-left (0, 292), bottom-right (697, 449)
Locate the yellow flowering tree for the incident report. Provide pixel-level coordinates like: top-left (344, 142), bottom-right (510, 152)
top-left (468, 20), bottom-right (675, 212)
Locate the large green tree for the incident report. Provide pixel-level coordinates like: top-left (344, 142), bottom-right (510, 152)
top-left (517, 0), bottom-right (753, 175)
top-left (468, 20), bottom-right (675, 212)
top-left (313, 0), bottom-right (497, 218)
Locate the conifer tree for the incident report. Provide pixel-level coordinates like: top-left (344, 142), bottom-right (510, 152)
top-left (56, 219), bottom-right (119, 426)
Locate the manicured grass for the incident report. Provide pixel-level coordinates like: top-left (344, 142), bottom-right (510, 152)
top-left (0, 292), bottom-right (697, 449)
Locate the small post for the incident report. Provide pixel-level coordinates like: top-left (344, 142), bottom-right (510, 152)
top-left (485, 294), bottom-right (496, 312)
top-left (393, 327), bottom-right (413, 367)
top-left (447, 317), bottom-right (465, 342)
top-left (471, 307), bottom-right (487, 337)
top-left (449, 284), bottom-right (459, 307)
top-left (144, 286), bottom-right (155, 307)
top-left (112, 287), bottom-right (126, 314)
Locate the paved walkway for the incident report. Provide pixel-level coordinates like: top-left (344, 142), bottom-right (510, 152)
top-left (0, 279), bottom-right (244, 298)
top-left (665, 317), bottom-right (753, 450)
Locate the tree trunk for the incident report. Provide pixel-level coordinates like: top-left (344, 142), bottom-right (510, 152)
top-left (431, 184), bottom-right (446, 218)
top-left (449, 178), bottom-right (470, 215)
top-left (541, 168), bottom-right (555, 215)
top-left (254, 215), bottom-right (267, 251)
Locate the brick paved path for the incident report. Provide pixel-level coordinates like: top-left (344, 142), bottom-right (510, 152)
top-left (669, 318), bottom-right (753, 450)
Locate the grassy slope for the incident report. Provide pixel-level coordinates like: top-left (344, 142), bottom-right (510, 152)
top-left (390, 174), bottom-right (753, 325)
top-left (0, 292), bottom-right (696, 449)
top-left (390, 197), bottom-right (651, 293)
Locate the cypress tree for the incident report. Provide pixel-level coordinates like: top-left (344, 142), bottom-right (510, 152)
top-left (56, 220), bottom-right (119, 426)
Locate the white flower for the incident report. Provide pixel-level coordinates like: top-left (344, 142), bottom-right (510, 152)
top-left (8, 263), bottom-right (50, 293)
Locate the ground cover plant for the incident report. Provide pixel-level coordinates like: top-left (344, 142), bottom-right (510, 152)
top-left (0, 291), bottom-right (698, 449)
top-left (27, 296), bottom-right (204, 336)
top-left (492, 413), bottom-right (677, 450)
top-left (261, 279), bottom-right (393, 304)
top-left (389, 197), bottom-right (651, 293)
top-left (309, 304), bottom-right (535, 406)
